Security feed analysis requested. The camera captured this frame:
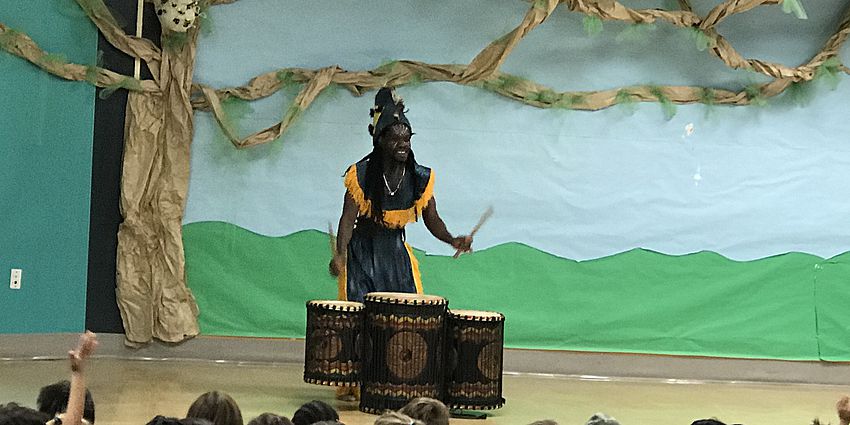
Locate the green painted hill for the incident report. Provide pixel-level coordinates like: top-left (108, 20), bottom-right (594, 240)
top-left (183, 221), bottom-right (850, 361)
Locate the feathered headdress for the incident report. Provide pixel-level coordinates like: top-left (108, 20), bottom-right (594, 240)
top-left (368, 87), bottom-right (411, 144)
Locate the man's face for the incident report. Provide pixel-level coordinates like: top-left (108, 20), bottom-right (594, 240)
top-left (380, 127), bottom-right (411, 163)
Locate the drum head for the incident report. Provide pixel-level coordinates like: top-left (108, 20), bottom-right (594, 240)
top-left (449, 309), bottom-right (504, 321)
top-left (364, 292), bottom-right (447, 305)
top-left (307, 300), bottom-right (365, 311)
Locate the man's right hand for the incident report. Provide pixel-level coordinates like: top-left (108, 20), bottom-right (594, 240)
top-left (329, 256), bottom-right (345, 277)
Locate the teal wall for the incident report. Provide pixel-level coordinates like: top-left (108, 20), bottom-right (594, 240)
top-left (0, 1), bottom-right (97, 333)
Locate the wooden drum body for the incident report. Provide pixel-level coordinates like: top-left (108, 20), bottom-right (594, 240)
top-left (360, 292), bottom-right (448, 413)
top-left (303, 300), bottom-right (364, 386)
top-left (445, 309), bottom-right (506, 410)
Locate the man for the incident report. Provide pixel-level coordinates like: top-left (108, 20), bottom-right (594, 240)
top-left (330, 87), bottom-right (472, 302)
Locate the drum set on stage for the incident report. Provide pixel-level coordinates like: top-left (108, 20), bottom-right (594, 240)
top-left (304, 292), bottom-right (506, 414)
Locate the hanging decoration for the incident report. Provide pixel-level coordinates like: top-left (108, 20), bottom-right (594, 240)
top-left (154, 0), bottom-right (200, 33)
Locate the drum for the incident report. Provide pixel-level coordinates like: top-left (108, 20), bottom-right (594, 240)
top-left (445, 309), bottom-right (505, 410)
top-left (359, 292), bottom-right (449, 413)
top-left (303, 300), bottom-right (364, 386)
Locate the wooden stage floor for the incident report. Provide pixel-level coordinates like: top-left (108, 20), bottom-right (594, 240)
top-left (1, 358), bottom-right (848, 425)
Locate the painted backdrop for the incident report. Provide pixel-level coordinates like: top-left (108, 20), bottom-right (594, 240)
top-left (183, 0), bottom-right (850, 360)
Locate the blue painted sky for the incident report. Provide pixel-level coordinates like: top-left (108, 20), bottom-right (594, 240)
top-left (185, 0), bottom-right (850, 261)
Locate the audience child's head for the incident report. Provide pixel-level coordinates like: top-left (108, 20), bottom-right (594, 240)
top-left (186, 391), bottom-right (244, 425)
top-left (374, 411), bottom-right (423, 425)
top-left (398, 398), bottom-right (449, 425)
top-left (37, 380), bottom-right (96, 423)
top-left (146, 415), bottom-right (215, 425)
top-left (182, 418), bottom-right (217, 425)
top-left (838, 395), bottom-right (850, 425)
top-left (0, 402), bottom-right (52, 425)
top-left (248, 413), bottom-right (294, 425)
top-left (586, 413), bottom-right (620, 425)
top-left (291, 401), bottom-right (338, 425)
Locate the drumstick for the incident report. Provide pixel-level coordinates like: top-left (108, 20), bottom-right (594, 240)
top-left (328, 221), bottom-right (337, 256)
top-left (453, 206), bottom-right (493, 259)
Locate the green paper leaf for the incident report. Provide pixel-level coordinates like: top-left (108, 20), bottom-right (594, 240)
top-left (616, 23), bottom-right (656, 43)
top-left (552, 93), bottom-right (585, 110)
top-left (700, 87), bottom-right (716, 116)
top-left (553, 95), bottom-right (572, 109)
top-left (319, 82), bottom-right (345, 102)
top-left (500, 75), bottom-right (524, 91)
top-left (533, 0), bottom-right (550, 10)
top-left (85, 67), bottom-right (100, 85)
top-left (276, 70), bottom-right (297, 87)
top-left (283, 103), bottom-right (303, 127)
top-left (536, 89), bottom-right (559, 105)
top-left (650, 86), bottom-right (676, 120)
top-left (0, 29), bottom-right (23, 63)
top-left (482, 74), bottom-right (526, 93)
top-left (220, 97), bottom-right (254, 138)
top-left (781, 0), bottom-right (808, 19)
top-left (83, 50), bottom-right (104, 85)
top-left (407, 72), bottom-right (425, 88)
top-left (99, 77), bottom-right (142, 99)
top-left (38, 53), bottom-right (69, 68)
top-left (583, 15), bottom-right (603, 37)
top-left (198, 11), bottom-right (213, 36)
top-left (744, 84), bottom-right (767, 107)
top-left (162, 32), bottom-right (189, 51)
top-left (699, 88), bottom-right (716, 107)
top-left (687, 27), bottom-right (714, 51)
top-left (785, 81), bottom-right (814, 107)
top-left (615, 89), bottom-right (638, 114)
top-left (376, 59), bottom-right (400, 74)
top-left (814, 57), bottom-right (842, 90)
top-left (568, 94), bottom-right (586, 108)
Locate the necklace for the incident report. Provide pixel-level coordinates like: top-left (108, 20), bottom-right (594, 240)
top-left (383, 167), bottom-right (406, 196)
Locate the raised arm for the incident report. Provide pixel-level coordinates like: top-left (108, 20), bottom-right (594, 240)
top-left (330, 191), bottom-right (358, 276)
top-left (60, 331), bottom-right (98, 425)
top-left (838, 395), bottom-right (850, 425)
top-left (422, 197), bottom-right (472, 252)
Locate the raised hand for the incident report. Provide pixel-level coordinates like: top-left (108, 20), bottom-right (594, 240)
top-left (69, 331), bottom-right (98, 373)
top-left (838, 395), bottom-right (850, 425)
top-left (451, 235), bottom-right (474, 259)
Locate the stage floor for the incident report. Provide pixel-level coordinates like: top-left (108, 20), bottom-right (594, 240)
top-left (0, 358), bottom-right (847, 425)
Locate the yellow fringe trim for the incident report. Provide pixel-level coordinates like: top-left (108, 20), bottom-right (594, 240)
top-left (405, 242), bottom-right (424, 294)
top-left (343, 164), bottom-right (435, 229)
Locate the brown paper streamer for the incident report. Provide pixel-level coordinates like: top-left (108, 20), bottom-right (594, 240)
top-left (117, 31), bottom-right (201, 346)
top-left (76, 0), bottom-right (162, 79)
top-left (457, 0), bottom-right (559, 84)
top-left (186, 0), bottom-right (849, 150)
top-left (198, 66), bottom-right (339, 148)
top-left (0, 23), bottom-right (157, 91)
top-left (564, 0), bottom-right (701, 26)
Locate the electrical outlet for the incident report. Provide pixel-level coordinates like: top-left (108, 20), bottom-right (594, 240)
top-left (10, 269), bottom-right (21, 290)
